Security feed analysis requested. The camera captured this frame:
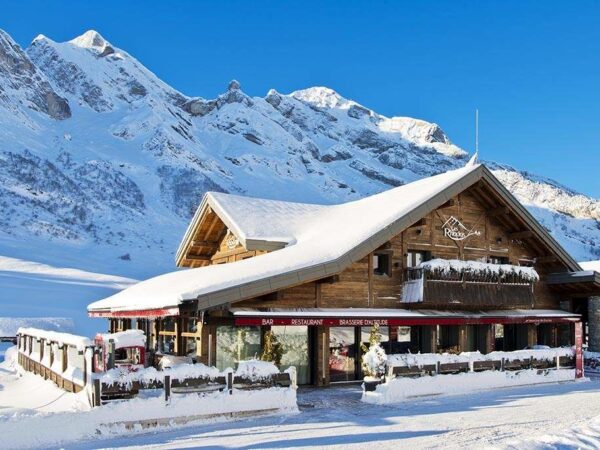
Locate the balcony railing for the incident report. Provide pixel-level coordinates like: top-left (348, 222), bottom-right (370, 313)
top-left (402, 267), bottom-right (536, 307)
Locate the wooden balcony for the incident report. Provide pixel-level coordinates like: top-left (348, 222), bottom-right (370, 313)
top-left (401, 267), bottom-right (535, 308)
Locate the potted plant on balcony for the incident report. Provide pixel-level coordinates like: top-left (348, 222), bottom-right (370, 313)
top-left (361, 324), bottom-right (388, 391)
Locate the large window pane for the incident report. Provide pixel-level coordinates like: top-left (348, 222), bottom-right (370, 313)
top-left (329, 327), bottom-right (356, 382)
top-left (272, 326), bottom-right (310, 385)
top-left (216, 326), bottom-right (261, 371)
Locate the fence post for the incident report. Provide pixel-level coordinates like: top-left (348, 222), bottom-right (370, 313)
top-left (227, 371), bottom-right (233, 395)
top-left (107, 340), bottom-right (115, 370)
top-left (436, 361), bottom-right (440, 375)
top-left (93, 378), bottom-right (101, 407)
top-left (529, 356), bottom-right (534, 369)
top-left (501, 358), bottom-right (505, 372)
top-left (164, 375), bottom-right (171, 403)
top-left (556, 355), bottom-right (560, 370)
top-left (288, 367), bottom-right (297, 390)
top-left (469, 361), bottom-right (474, 373)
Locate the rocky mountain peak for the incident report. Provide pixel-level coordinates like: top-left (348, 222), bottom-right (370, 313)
top-left (0, 29), bottom-right (70, 120)
top-left (69, 30), bottom-right (109, 50)
top-left (0, 27), bottom-right (597, 277)
top-left (291, 86), bottom-right (350, 109)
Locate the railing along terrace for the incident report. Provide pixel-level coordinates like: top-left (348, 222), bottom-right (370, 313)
top-left (401, 260), bottom-right (538, 305)
top-left (16, 328), bottom-right (94, 393)
top-left (405, 267), bottom-right (535, 285)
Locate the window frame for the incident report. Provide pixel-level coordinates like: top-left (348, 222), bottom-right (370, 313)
top-left (373, 250), bottom-right (394, 277)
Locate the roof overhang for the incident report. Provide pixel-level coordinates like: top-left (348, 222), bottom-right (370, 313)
top-left (88, 306), bottom-right (180, 318)
top-left (175, 193), bottom-right (288, 267)
top-left (547, 271), bottom-right (600, 297)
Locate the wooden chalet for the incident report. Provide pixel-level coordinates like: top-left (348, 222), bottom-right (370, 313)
top-left (88, 164), bottom-right (600, 385)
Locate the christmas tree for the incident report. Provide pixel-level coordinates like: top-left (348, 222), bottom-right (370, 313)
top-left (361, 324), bottom-right (388, 379)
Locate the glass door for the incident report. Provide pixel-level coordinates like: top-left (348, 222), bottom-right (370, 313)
top-left (329, 327), bottom-right (357, 382)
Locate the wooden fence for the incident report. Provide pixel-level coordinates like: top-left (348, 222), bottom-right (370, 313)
top-left (16, 329), bottom-right (295, 407)
top-left (94, 370), bottom-right (294, 406)
top-left (16, 331), bottom-right (93, 394)
top-left (388, 353), bottom-right (575, 379)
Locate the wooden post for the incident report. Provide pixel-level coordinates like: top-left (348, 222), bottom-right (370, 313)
top-left (164, 375), bottom-right (171, 402)
top-left (107, 340), bottom-right (115, 370)
top-left (93, 378), bottom-right (101, 407)
top-left (501, 358), bottom-right (505, 371)
top-left (227, 371), bottom-right (233, 395)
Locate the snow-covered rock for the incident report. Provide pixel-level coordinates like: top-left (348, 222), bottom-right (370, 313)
top-left (0, 27), bottom-right (597, 283)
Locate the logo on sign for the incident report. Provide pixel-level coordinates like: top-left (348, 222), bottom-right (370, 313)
top-left (442, 216), bottom-right (481, 241)
top-left (226, 234), bottom-right (239, 249)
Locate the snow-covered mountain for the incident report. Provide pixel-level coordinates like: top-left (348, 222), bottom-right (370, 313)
top-left (0, 29), bottom-right (598, 280)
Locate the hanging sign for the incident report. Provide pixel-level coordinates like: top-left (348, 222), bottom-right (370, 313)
top-left (442, 216), bottom-right (481, 241)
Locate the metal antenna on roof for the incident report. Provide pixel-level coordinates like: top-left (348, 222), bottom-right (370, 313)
top-left (475, 109), bottom-right (479, 159)
top-left (465, 109), bottom-right (479, 167)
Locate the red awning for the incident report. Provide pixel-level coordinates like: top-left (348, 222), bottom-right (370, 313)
top-left (231, 308), bottom-right (580, 327)
top-left (88, 306), bottom-right (180, 318)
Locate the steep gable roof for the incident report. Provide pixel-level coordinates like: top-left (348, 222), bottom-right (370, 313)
top-left (88, 164), bottom-right (580, 315)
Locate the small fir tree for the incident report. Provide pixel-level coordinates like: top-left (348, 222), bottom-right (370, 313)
top-left (260, 330), bottom-right (284, 366)
top-left (361, 323), bottom-right (388, 379)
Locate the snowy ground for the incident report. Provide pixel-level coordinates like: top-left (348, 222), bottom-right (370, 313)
top-left (2, 342), bottom-right (600, 449)
top-left (0, 255), bottom-right (136, 335)
top-left (61, 379), bottom-right (600, 449)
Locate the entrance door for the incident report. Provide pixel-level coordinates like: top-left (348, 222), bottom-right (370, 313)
top-left (329, 327), bottom-right (357, 382)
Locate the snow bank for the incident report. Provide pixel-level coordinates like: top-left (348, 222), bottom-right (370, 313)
top-left (0, 255), bottom-right (137, 289)
top-left (506, 411), bottom-right (600, 449)
top-left (387, 348), bottom-right (574, 368)
top-left (0, 317), bottom-right (73, 336)
top-left (99, 361), bottom-right (221, 387)
top-left (99, 360), bottom-right (279, 387)
top-left (419, 258), bottom-right (539, 282)
top-left (363, 369), bottom-right (577, 404)
top-left (17, 327), bottom-right (92, 350)
top-left (579, 260), bottom-right (600, 272)
top-left (0, 387), bottom-right (297, 449)
top-left (235, 360), bottom-right (280, 381)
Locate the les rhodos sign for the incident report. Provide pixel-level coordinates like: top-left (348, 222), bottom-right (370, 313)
top-left (442, 216), bottom-right (481, 241)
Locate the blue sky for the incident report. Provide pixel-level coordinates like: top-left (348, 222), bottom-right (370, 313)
top-left (2, 1), bottom-right (599, 197)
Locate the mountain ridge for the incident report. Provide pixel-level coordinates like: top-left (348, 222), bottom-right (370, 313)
top-left (0, 28), bottom-right (598, 281)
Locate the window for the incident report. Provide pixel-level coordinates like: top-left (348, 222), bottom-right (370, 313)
top-left (158, 317), bottom-right (178, 354)
top-left (373, 251), bottom-right (393, 276)
top-left (271, 326), bottom-right (310, 385)
top-left (181, 317), bottom-right (202, 357)
top-left (215, 326), bottom-right (261, 371)
top-left (489, 256), bottom-right (509, 265)
top-left (406, 250), bottom-right (430, 268)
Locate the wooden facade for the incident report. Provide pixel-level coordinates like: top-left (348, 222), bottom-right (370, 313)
top-left (99, 167), bottom-right (589, 386)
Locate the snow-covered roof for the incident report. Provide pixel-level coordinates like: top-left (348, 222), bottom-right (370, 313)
top-left (96, 329), bottom-right (146, 349)
top-left (88, 164), bottom-right (580, 315)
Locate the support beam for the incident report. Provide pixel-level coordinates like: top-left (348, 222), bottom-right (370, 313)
top-left (191, 240), bottom-right (218, 247)
top-left (488, 206), bottom-right (510, 217)
top-left (185, 254), bottom-right (212, 261)
top-left (535, 255), bottom-right (557, 264)
top-left (509, 230), bottom-right (534, 240)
